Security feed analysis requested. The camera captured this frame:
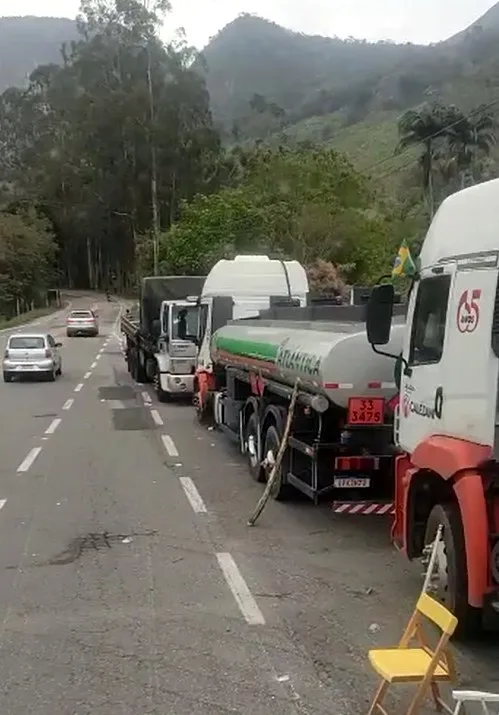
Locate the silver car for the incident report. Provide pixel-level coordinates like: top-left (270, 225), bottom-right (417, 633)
top-left (3, 333), bottom-right (63, 382)
top-left (66, 309), bottom-right (99, 337)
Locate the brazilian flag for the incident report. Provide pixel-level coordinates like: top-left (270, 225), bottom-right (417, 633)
top-left (392, 239), bottom-right (417, 278)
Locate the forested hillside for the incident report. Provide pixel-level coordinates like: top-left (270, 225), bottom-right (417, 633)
top-left (200, 8), bottom-right (499, 148)
top-left (0, 16), bottom-right (77, 92)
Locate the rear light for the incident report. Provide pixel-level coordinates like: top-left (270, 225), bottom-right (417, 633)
top-left (45, 349), bottom-right (51, 358)
top-left (335, 456), bottom-right (380, 471)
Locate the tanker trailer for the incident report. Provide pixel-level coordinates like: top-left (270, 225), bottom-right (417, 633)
top-left (209, 301), bottom-right (406, 510)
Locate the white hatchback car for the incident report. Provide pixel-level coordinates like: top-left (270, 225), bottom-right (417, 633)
top-left (3, 333), bottom-right (62, 382)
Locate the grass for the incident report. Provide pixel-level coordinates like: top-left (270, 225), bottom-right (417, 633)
top-left (0, 304), bottom-right (61, 331)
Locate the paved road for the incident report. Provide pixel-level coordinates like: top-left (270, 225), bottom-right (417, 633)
top-left (0, 293), bottom-right (497, 715)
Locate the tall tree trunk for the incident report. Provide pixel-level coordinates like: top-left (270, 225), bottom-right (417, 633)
top-left (146, 40), bottom-right (160, 275)
top-left (86, 237), bottom-right (93, 289)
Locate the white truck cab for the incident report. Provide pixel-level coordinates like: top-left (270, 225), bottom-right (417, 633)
top-left (196, 255), bottom-right (309, 373)
top-left (366, 177), bottom-right (499, 633)
top-left (155, 299), bottom-right (199, 398)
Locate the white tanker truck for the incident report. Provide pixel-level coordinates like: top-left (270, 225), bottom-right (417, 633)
top-left (194, 262), bottom-right (406, 509)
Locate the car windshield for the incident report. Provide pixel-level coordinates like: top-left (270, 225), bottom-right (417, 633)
top-left (71, 311), bottom-right (93, 318)
top-left (9, 336), bottom-right (45, 350)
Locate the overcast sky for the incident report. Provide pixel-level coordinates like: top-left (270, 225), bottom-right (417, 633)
top-left (1, 0), bottom-right (496, 47)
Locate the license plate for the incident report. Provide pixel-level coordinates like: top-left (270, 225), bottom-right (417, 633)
top-left (334, 477), bottom-right (371, 488)
top-left (347, 397), bottom-right (384, 425)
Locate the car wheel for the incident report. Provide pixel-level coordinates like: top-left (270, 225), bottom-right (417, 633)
top-left (56, 364), bottom-right (62, 376)
top-left (3, 371), bottom-right (12, 383)
top-left (47, 368), bottom-right (56, 382)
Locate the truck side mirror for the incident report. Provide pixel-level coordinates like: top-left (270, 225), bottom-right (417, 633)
top-left (366, 284), bottom-right (394, 346)
top-left (151, 319), bottom-right (161, 337)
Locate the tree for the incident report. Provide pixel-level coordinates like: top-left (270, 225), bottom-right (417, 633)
top-left (158, 146), bottom-right (409, 283)
top-left (0, 210), bottom-right (57, 318)
top-left (0, 0), bottom-right (221, 291)
top-left (445, 105), bottom-right (496, 187)
top-left (396, 103), bottom-right (453, 219)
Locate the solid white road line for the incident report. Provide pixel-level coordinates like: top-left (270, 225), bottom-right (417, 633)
top-left (17, 447), bottom-right (42, 473)
top-left (216, 553), bottom-right (265, 625)
top-left (90, 361), bottom-right (97, 369)
top-left (74, 383), bottom-right (84, 392)
top-left (45, 418), bottom-right (61, 435)
top-left (161, 435), bottom-right (179, 457)
top-left (179, 477), bottom-right (207, 513)
top-left (150, 409), bottom-right (163, 426)
top-left (141, 391), bottom-right (152, 404)
top-left (0, 499), bottom-right (6, 511)
top-left (84, 371), bottom-right (92, 379)
top-left (62, 398), bottom-right (74, 410)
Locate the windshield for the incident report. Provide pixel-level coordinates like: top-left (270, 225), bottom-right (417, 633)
top-left (171, 305), bottom-right (198, 341)
top-left (70, 311), bottom-right (93, 318)
top-left (9, 336), bottom-right (45, 350)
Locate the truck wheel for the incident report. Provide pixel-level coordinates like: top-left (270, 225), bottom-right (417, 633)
top-left (132, 350), bottom-right (147, 383)
top-left (154, 368), bottom-right (169, 403)
top-left (424, 502), bottom-right (481, 638)
top-left (245, 413), bottom-right (264, 482)
top-left (262, 424), bottom-right (293, 501)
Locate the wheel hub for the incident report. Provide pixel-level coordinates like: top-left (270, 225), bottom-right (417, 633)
top-left (247, 435), bottom-right (258, 467)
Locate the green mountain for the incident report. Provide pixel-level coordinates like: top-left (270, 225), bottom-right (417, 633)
top-left (200, 5), bottom-right (499, 179)
top-left (0, 16), bottom-right (77, 93)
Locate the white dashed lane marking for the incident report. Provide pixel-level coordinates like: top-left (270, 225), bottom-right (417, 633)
top-left (74, 383), bottom-right (83, 392)
top-left (62, 398), bottom-right (74, 410)
top-left (161, 435), bottom-right (179, 457)
top-left (84, 371), bottom-right (92, 379)
top-left (216, 553), bottom-right (265, 626)
top-left (141, 391), bottom-right (152, 404)
top-left (17, 447), bottom-right (42, 473)
top-left (90, 361), bottom-right (97, 369)
top-left (179, 477), bottom-right (207, 514)
top-left (45, 418), bottom-right (61, 435)
top-left (150, 409), bottom-right (163, 426)
top-left (0, 500), bottom-right (6, 511)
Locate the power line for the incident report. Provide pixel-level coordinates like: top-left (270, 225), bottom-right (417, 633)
top-left (361, 96), bottom-right (499, 180)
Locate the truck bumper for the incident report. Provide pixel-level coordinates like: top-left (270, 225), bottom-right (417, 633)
top-left (160, 373), bottom-right (194, 394)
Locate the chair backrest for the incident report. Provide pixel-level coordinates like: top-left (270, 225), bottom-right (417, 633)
top-left (416, 593), bottom-right (458, 636)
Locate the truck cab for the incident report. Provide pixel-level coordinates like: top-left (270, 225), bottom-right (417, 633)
top-left (366, 178), bottom-right (499, 635)
top-left (154, 299), bottom-right (199, 399)
top-left (194, 255), bottom-right (309, 417)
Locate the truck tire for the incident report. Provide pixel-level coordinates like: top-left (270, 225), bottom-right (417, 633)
top-left (262, 424), bottom-right (293, 501)
top-left (132, 349), bottom-right (147, 383)
top-left (245, 412), bottom-right (264, 482)
top-left (154, 366), bottom-right (170, 403)
top-left (424, 502), bottom-right (481, 638)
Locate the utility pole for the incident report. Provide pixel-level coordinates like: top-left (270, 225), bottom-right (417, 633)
top-left (144, 0), bottom-right (160, 275)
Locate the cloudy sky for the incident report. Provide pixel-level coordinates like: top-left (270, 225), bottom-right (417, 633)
top-left (1, 0), bottom-right (496, 47)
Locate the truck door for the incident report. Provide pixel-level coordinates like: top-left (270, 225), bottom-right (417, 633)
top-left (441, 259), bottom-right (498, 448)
top-left (398, 263), bottom-right (455, 454)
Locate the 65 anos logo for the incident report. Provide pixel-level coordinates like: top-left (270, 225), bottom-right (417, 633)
top-left (457, 288), bottom-right (481, 334)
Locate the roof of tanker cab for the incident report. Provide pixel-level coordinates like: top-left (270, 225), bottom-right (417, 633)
top-left (201, 255), bottom-right (309, 299)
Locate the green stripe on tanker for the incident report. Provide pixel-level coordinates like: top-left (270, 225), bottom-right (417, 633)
top-left (212, 335), bottom-right (278, 363)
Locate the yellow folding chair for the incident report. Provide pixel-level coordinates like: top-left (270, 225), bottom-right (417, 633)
top-left (367, 592), bottom-right (458, 715)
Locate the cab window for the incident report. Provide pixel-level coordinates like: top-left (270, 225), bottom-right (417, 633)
top-left (409, 275), bottom-right (451, 366)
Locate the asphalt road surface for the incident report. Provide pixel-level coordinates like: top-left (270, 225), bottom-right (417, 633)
top-left (0, 293), bottom-right (497, 715)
